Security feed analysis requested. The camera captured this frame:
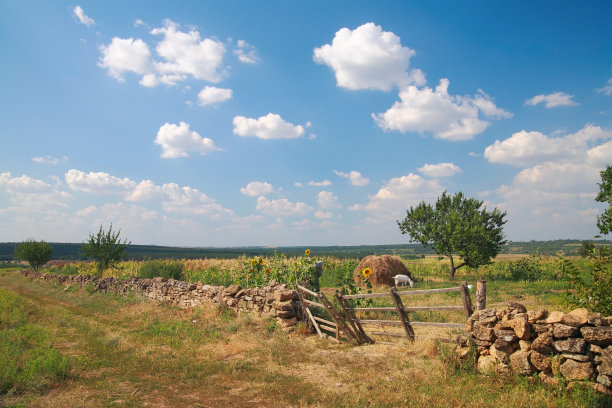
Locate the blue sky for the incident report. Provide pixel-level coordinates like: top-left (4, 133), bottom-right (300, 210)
top-left (1, 1), bottom-right (611, 246)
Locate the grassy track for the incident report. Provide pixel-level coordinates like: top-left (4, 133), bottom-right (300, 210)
top-left (0, 271), bottom-right (609, 408)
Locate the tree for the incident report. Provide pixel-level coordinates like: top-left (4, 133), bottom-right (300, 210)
top-left (398, 191), bottom-right (507, 278)
top-left (14, 239), bottom-right (52, 272)
top-left (81, 224), bottom-right (130, 276)
top-left (596, 164), bottom-right (612, 235)
top-left (578, 240), bottom-right (595, 258)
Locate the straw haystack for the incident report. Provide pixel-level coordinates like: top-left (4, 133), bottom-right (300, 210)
top-left (354, 255), bottom-right (412, 287)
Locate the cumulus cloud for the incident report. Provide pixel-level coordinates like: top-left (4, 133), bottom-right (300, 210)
top-left (98, 20), bottom-right (227, 87)
top-left (65, 169), bottom-right (136, 195)
top-left (525, 92), bottom-right (578, 108)
top-left (233, 113), bottom-right (305, 140)
top-left (197, 86), bottom-right (233, 106)
top-left (0, 172), bottom-right (72, 211)
top-left (155, 122), bottom-right (219, 159)
top-left (314, 22), bottom-right (423, 91)
top-left (333, 170), bottom-right (369, 186)
top-left (240, 181), bottom-right (274, 197)
top-left (32, 155), bottom-right (67, 165)
top-left (73, 6), bottom-right (95, 27)
top-left (373, 79), bottom-right (512, 141)
top-left (255, 196), bottom-right (312, 217)
top-left (134, 19), bottom-right (145, 27)
top-left (418, 162), bottom-right (462, 178)
top-left (161, 184), bottom-right (234, 218)
top-left (350, 173), bottom-right (443, 217)
top-left (234, 39), bottom-right (259, 64)
top-left (308, 180), bottom-right (332, 187)
top-left (314, 211), bottom-right (334, 220)
top-left (598, 78), bottom-right (612, 96)
top-left (317, 191), bottom-right (340, 209)
top-left (484, 124), bottom-right (612, 167)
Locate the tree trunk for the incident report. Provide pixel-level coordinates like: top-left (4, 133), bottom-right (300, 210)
top-left (448, 253), bottom-right (456, 279)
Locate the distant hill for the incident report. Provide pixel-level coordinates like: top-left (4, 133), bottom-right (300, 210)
top-left (1, 239), bottom-right (610, 261)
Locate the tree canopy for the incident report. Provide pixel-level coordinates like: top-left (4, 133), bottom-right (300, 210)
top-left (81, 224), bottom-right (130, 276)
top-left (398, 191), bottom-right (507, 278)
top-left (596, 164), bottom-right (612, 235)
top-left (14, 239), bottom-right (52, 272)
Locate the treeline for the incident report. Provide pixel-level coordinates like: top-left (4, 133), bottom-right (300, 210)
top-left (1, 239), bottom-right (610, 262)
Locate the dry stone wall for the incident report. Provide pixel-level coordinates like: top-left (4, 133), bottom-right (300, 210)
top-left (20, 270), bottom-right (301, 329)
top-left (461, 302), bottom-right (611, 393)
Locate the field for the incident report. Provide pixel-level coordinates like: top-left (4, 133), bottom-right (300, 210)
top-left (1, 255), bottom-right (610, 407)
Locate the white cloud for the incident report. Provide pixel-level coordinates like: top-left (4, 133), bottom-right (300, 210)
top-left (0, 172), bottom-right (72, 212)
top-left (468, 152), bottom-right (480, 157)
top-left (197, 86), bottom-right (233, 106)
top-left (65, 169), bottom-right (136, 195)
top-left (161, 183), bottom-right (234, 218)
top-left (373, 79), bottom-right (511, 141)
top-left (98, 37), bottom-right (153, 82)
top-left (314, 211), bottom-right (334, 220)
top-left (418, 162), bottom-right (462, 178)
top-left (350, 173), bottom-right (443, 217)
top-left (525, 91), bottom-right (578, 108)
top-left (333, 170), bottom-right (369, 186)
top-left (99, 20), bottom-right (227, 87)
top-left (317, 191), bottom-right (340, 209)
top-left (151, 20), bottom-right (226, 83)
top-left (155, 122), bottom-right (219, 159)
top-left (234, 40), bottom-right (259, 64)
top-left (484, 124), bottom-right (612, 167)
top-left (73, 6), bottom-right (95, 27)
top-left (240, 181), bottom-right (274, 197)
top-left (598, 78), bottom-right (612, 96)
top-left (294, 182), bottom-right (303, 187)
top-left (313, 22), bottom-right (423, 91)
top-left (233, 113), bottom-right (305, 140)
top-left (134, 19), bottom-right (145, 27)
top-left (308, 180), bottom-right (332, 187)
top-left (31, 155), bottom-right (67, 165)
top-left (255, 196), bottom-right (312, 217)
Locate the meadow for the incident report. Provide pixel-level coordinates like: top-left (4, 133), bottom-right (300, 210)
top-left (1, 253), bottom-right (610, 407)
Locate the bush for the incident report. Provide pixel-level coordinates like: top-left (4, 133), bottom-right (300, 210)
top-left (139, 260), bottom-right (184, 280)
top-left (507, 254), bottom-right (543, 281)
top-left (81, 224), bottom-right (130, 276)
top-left (14, 239), bottom-right (52, 272)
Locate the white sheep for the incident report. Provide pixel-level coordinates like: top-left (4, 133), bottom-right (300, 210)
top-left (393, 274), bottom-right (414, 289)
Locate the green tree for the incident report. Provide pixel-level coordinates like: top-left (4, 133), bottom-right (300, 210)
top-left (398, 191), bottom-right (507, 278)
top-left (578, 240), bottom-right (595, 258)
top-left (596, 164), bottom-right (612, 235)
top-left (81, 224), bottom-right (130, 276)
top-left (14, 239), bottom-right (52, 272)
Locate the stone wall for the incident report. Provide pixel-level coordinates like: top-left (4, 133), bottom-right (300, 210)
top-left (20, 270), bottom-right (301, 329)
top-left (462, 302), bottom-right (611, 393)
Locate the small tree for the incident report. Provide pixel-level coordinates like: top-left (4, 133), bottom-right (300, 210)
top-left (14, 239), bottom-right (52, 272)
top-left (578, 240), bottom-right (595, 258)
top-left (398, 191), bottom-right (507, 278)
top-left (81, 224), bottom-right (130, 276)
top-left (596, 164), bottom-right (612, 235)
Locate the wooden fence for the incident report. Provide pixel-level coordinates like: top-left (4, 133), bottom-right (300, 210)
top-left (297, 280), bottom-right (487, 344)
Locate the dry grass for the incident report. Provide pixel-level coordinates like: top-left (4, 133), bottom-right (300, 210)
top-left (0, 271), bottom-right (607, 408)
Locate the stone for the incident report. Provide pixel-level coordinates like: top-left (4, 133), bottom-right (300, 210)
top-left (539, 370), bottom-right (559, 387)
top-left (277, 317), bottom-right (297, 328)
top-left (561, 353), bottom-right (590, 362)
top-left (553, 323), bottom-right (579, 339)
top-left (546, 311), bottom-right (566, 324)
top-left (273, 300), bottom-right (294, 311)
top-left (519, 340), bottom-right (532, 351)
top-left (580, 326), bottom-right (612, 346)
top-left (527, 309), bottom-right (548, 324)
top-left (225, 284), bottom-right (241, 296)
top-left (560, 359), bottom-right (594, 381)
top-left (509, 350), bottom-right (534, 375)
top-left (494, 329), bottom-right (519, 343)
top-left (275, 309), bottom-right (296, 318)
top-left (274, 289), bottom-right (295, 302)
top-left (532, 331), bottom-right (555, 355)
top-left (554, 338), bottom-right (586, 354)
top-left (490, 342), bottom-right (512, 364)
top-left (533, 324), bottom-right (550, 334)
top-left (479, 316), bottom-right (498, 326)
top-left (496, 362), bottom-right (512, 374)
top-left (599, 347), bottom-right (612, 376)
top-left (587, 312), bottom-right (603, 327)
top-left (597, 374), bottom-right (611, 388)
top-left (562, 308), bottom-right (589, 328)
top-left (455, 346), bottom-right (471, 359)
top-left (473, 321), bottom-right (496, 342)
top-left (473, 338), bottom-right (494, 347)
top-left (530, 350), bottom-right (552, 371)
top-left (589, 344), bottom-right (604, 354)
top-left (506, 302), bottom-right (527, 313)
top-left (477, 355), bottom-right (496, 374)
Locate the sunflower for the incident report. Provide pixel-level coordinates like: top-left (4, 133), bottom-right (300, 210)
top-left (305, 249), bottom-right (311, 256)
top-left (250, 259), bottom-right (257, 267)
top-left (259, 258), bottom-right (264, 266)
top-left (362, 267), bottom-right (372, 278)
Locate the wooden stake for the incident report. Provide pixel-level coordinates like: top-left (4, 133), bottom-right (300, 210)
top-left (460, 282), bottom-right (474, 319)
top-left (390, 287), bottom-right (415, 342)
top-left (476, 280), bottom-right (486, 310)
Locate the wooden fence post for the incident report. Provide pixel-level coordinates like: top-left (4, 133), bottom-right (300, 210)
top-left (460, 282), bottom-right (474, 319)
top-left (476, 280), bottom-right (486, 310)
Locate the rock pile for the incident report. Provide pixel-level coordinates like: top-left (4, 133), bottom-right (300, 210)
top-left (461, 302), bottom-right (611, 393)
top-left (20, 270), bottom-right (301, 329)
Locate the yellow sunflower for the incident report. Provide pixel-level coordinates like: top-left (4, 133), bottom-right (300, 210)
top-left (305, 249), bottom-right (311, 256)
top-left (362, 267), bottom-right (372, 278)
top-left (250, 259), bottom-right (257, 267)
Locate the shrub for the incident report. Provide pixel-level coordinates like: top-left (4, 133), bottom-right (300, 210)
top-left (14, 239), bottom-right (52, 272)
top-left (139, 260), bottom-right (184, 280)
top-left (81, 224), bottom-right (130, 276)
top-left (507, 253), bottom-right (543, 281)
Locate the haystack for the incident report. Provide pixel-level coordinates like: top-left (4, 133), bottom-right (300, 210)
top-left (354, 255), bottom-right (412, 287)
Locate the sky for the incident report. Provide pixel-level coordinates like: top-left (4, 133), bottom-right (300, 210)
top-left (1, 1), bottom-right (611, 247)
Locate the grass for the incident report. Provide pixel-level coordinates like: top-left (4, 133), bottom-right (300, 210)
top-left (1, 270), bottom-right (609, 407)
